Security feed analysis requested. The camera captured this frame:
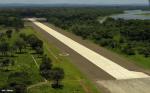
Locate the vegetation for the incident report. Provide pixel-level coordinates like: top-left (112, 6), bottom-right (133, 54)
top-left (0, 7), bottom-right (149, 93)
top-left (0, 8), bottom-right (100, 91)
top-left (0, 26), bottom-right (66, 92)
top-left (27, 27), bottom-right (100, 93)
top-left (41, 9), bottom-right (150, 69)
top-left (51, 67), bottom-right (65, 88)
top-left (40, 55), bottom-right (53, 80)
top-left (0, 15), bottom-right (99, 93)
top-left (0, 28), bottom-right (40, 91)
top-left (0, 16), bottom-right (24, 30)
top-left (40, 55), bottom-right (65, 88)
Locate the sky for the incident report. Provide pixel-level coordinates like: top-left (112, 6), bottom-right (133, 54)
top-left (0, 0), bottom-right (148, 5)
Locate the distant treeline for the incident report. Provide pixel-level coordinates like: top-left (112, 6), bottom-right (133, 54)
top-left (0, 10), bottom-right (24, 29)
top-left (0, 7), bottom-right (123, 16)
top-left (0, 7), bottom-right (149, 57)
top-left (42, 8), bottom-right (150, 57)
top-left (0, 7), bottom-right (122, 29)
top-left (44, 8), bottom-right (123, 29)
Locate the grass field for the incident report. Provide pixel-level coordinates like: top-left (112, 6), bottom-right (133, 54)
top-left (128, 54), bottom-right (150, 69)
top-left (0, 27), bottom-right (100, 93)
top-left (0, 28), bottom-right (44, 88)
top-left (100, 28), bottom-right (150, 69)
top-left (110, 48), bottom-right (150, 69)
top-left (27, 27), bottom-right (100, 93)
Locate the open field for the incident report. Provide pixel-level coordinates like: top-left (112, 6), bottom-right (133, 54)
top-left (0, 28), bottom-right (44, 87)
top-left (25, 27), bottom-right (100, 93)
top-left (0, 27), bottom-right (100, 93)
top-left (110, 48), bottom-right (150, 69)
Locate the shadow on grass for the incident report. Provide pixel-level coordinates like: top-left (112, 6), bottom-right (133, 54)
top-left (15, 52), bottom-right (27, 54)
top-left (30, 52), bottom-right (37, 55)
top-left (51, 84), bottom-right (64, 89)
top-left (0, 55), bottom-right (18, 58)
top-left (0, 69), bottom-right (13, 72)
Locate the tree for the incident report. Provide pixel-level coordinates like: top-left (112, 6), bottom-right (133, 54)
top-left (40, 55), bottom-right (53, 79)
top-left (138, 47), bottom-right (150, 57)
top-left (10, 83), bottom-right (27, 93)
top-left (121, 44), bottom-right (135, 55)
top-left (39, 56), bottom-right (65, 88)
top-left (35, 47), bottom-right (44, 57)
top-left (19, 33), bottom-right (27, 41)
top-left (99, 39), bottom-right (110, 47)
top-left (9, 45), bottom-right (17, 56)
top-left (13, 17), bottom-right (24, 32)
top-left (51, 67), bottom-right (65, 88)
top-left (7, 72), bottom-right (31, 93)
top-left (7, 71), bottom-right (32, 86)
top-left (27, 35), bottom-right (43, 49)
top-left (0, 32), bottom-right (5, 41)
top-left (15, 39), bottom-right (26, 53)
top-left (0, 58), bottom-right (15, 67)
top-left (6, 30), bottom-right (13, 38)
top-left (0, 41), bottom-right (9, 55)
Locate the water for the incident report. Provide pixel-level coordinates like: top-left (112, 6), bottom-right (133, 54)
top-left (111, 10), bottom-right (150, 20)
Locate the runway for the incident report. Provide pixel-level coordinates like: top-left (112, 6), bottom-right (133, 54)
top-left (28, 18), bottom-right (149, 80)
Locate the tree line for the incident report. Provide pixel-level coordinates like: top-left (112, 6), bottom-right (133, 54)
top-left (0, 8), bottom-right (24, 32)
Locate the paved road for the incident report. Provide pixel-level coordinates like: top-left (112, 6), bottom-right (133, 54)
top-left (97, 78), bottom-right (150, 93)
top-left (28, 18), bottom-right (149, 80)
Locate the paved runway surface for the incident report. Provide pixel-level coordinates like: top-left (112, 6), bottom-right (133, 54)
top-left (97, 78), bottom-right (150, 93)
top-left (28, 18), bottom-right (149, 80)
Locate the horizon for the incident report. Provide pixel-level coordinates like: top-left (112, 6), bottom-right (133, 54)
top-left (0, 3), bottom-right (148, 6)
top-left (0, 0), bottom-right (148, 5)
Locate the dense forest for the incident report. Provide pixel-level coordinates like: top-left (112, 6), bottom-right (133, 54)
top-left (0, 7), bottom-right (149, 60)
top-left (0, 11), bottom-right (24, 30)
top-left (41, 8), bottom-right (150, 58)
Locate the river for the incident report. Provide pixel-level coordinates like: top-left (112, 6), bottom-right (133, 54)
top-left (111, 10), bottom-right (150, 20)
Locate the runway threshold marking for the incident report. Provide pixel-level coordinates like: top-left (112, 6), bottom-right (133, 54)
top-left (28, 18), bottom-right (149, 80)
